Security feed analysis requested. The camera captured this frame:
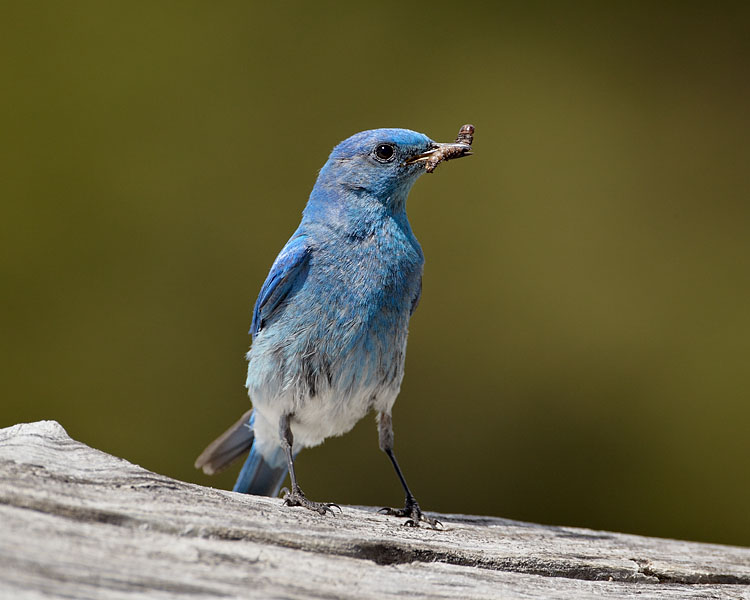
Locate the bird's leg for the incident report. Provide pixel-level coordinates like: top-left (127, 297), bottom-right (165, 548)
top-left (377, 412), bottom-right (441, 528)
top-left (279, 413), bottom-right (340, 516)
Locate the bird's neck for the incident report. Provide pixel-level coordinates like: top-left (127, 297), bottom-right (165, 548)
top-left (303, 179), bottom-right (412, 239)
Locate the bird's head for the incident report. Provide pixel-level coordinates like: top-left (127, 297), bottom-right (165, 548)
top-left (307, 127), bottom-right (472, 218)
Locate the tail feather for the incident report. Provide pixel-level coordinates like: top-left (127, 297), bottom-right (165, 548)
top-left (195, 409), bottom-right (255, 475)
top-left (195, 409), bottom-right (288, 497)
top-left (232, 441), bottom-right (287, 496)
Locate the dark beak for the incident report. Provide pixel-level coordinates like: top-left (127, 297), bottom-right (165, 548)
top-left (404, 124), bottom-right (474, 173)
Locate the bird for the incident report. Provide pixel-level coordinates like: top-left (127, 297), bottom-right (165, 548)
top-left (195, 125), bottom-right (474, 527)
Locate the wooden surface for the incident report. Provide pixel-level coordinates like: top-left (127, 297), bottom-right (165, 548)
top-left (1, 420), bottom-right (748, 600)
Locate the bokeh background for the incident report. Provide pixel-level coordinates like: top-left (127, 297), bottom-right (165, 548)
top-left (2, 2), bottom-right (749, 547)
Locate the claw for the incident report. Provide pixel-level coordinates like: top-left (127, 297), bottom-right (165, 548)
top-left (379, 499), bottom-right (442, 529)
top-left (280, 486), bottom-right (340, 516)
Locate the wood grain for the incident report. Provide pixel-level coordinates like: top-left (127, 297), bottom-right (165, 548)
top-left (1, 421), bottom-right (748, 599)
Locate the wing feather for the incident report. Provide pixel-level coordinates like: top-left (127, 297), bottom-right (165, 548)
top-left (250, 235), bottom-right (311, 337)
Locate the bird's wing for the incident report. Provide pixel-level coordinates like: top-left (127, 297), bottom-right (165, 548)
top-left (410, 275), bottom-right (422, 315)
top-left (250, 235), bottom-right (312, 337)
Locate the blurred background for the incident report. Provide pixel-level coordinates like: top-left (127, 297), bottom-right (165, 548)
top-left (2, 2), bottom-right (749, 547)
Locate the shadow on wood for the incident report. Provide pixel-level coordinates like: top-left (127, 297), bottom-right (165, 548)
top-left (1, 421), bottom-right (748, 599)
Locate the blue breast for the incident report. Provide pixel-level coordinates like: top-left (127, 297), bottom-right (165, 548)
top-left (253, 213), bottom-right (423, 401)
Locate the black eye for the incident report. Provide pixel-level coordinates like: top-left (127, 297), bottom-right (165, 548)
top-left (374, 143), bottom-right (395, 162)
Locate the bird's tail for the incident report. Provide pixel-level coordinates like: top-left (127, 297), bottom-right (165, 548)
top-left (194, 409), bottom-right (288, 497)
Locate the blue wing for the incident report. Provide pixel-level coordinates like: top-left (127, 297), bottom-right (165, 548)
top-left (250, 234), bottom-right (311, 337)
top-left (410, 275), bottom-right (422, 315)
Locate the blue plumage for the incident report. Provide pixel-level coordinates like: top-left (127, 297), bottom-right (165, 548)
top-left (250, 236), bottom-right (311, 337)
top-left (232, 411), bottom-right (287, 497)
top-left (196, 126), bottom-right (473, 525)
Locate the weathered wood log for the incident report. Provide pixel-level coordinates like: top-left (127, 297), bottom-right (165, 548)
top-left (1, 421), bottom-right (748, 599)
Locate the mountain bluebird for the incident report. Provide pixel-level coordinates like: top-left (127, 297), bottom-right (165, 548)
top-left (195, 125), bottom-right (474, 527)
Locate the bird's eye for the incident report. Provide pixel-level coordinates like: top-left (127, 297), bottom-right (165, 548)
top-left (373, 143), bottom-right (396, 162)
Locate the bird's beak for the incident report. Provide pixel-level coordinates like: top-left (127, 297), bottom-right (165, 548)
top-left (404, 124), bottom-right (474, 173)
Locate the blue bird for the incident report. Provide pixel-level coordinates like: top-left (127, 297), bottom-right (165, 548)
top-left (195, 125), bottom-right (474, 527)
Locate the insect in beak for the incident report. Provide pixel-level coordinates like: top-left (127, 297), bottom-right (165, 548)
top-left (404, 124), bottom-right (474, 173)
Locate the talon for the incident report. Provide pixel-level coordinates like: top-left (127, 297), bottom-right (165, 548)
top-left (280, 486), bottom-right (339, 517)
top-left (318, 502), bottom-right (340, 516)
top-left (421, 516), bottom-right (442, 530)
top-left (381, 498), bottom-right (442, 529)
top-left (378, 507), bottom-right (405, 517)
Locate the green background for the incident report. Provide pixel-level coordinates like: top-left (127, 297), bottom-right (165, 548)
top-left (2, 2), bottom-right (749, 546)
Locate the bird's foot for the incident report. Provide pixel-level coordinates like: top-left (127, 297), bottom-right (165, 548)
top-left (280, 486), bottom-right (341, 516)
top-left (379, 496), bottom-right (442, 529)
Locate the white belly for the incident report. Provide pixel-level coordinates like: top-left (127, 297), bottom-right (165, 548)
top-left (248, 378), bottom-right (399, 456)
